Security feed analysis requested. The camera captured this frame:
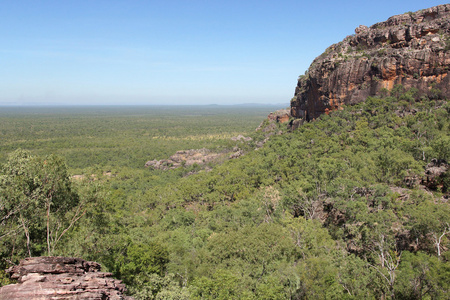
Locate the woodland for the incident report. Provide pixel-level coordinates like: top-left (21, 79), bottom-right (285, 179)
top-left (0, 88), bottom-right (449, 299)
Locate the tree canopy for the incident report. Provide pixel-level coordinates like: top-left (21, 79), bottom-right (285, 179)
top-left (0, 92), bottom-right (449, 299)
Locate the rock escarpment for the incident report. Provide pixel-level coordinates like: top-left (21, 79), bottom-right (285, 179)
top-left (0, 257), bottom-right (132, 300)
top-left (291, 4), bottom-right (450, 120)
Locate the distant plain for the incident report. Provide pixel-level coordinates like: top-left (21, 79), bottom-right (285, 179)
top-left (0, 105), bottom-right (283, 171)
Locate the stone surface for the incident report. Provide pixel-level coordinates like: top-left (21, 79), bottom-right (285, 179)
top-left (267, 109), bottom-right (291, 124)
top-left (145, 148), bottom-right (223, 170)
top-left (230, 134), bottom-right (253, 142)
top-left (0, 256), bottom-right (132, 300)
top-left (291, 4), bottom-right (450, 121)
top-left (422, 158), bottom-right (449, 191)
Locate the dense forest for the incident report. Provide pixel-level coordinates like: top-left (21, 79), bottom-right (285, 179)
top-left (1, 89), bottom-right (449, 299)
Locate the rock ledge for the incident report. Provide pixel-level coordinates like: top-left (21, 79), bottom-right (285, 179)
top-left (0, 256), bottom-right (132, 300)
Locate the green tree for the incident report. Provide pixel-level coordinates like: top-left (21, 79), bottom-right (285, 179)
top-left (116, 242), bottom-right (169, 286)
top-left (0, 150), bottom-right (84, 258)
top-left (395, 251), bottom-right (450, 300)
top-left (406, 199), bottom-right (450, 257)
top-left (130, 273), bottom-right (190, 300)
top-left (190, 269), bottom-right (255, 300)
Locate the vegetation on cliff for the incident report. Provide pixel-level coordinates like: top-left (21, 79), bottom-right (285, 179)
top-left (1, 4), bottom-right (450, 299)
top-left (291, 4), bottom-right (450, 120)
top-left (1, 87), bottom-right (449, 299)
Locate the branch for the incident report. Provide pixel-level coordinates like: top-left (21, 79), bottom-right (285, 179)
top-left (1, 257), bottom-right (17, 266)
top-left (438, 223), bottom-right (450, 244)
top-left (0, 200), bottom-right (29, 224)
top-left (0, 224), bottom-right (23, 240)
top-left (368, 263), bottom-right (390, 286)
top-left (51, 205), bottom-right (88, 252)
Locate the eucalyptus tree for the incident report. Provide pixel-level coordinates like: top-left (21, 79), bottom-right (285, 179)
top-left (0, 150), bottom-right (86, 258)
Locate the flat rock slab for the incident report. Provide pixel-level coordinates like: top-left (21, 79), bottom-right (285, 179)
top-left (0, 256), bottom-right (133, 300)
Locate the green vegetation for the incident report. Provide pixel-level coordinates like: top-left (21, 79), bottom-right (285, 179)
top-left (0, 105), bottom-right (275, 170)
top-left (0, 150), bottom-right (93, 257)
top-left (1, 92), bottom-right (449, 299)
top-left (444, 37), bottom-right (450, 51)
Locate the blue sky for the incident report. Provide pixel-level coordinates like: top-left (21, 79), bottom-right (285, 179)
top-left (0, 0), bottom-right (447, 105)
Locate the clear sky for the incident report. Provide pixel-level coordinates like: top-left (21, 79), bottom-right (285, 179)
top-left (0, 0), bottom-right (448, 105)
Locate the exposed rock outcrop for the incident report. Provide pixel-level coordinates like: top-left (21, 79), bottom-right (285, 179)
top-left (145, 148), bottom-right (226, 170)
top-left (291, 4), bottom-right (450, 121)
top-left (267, 109), bottom-right (291, 124)
top-left (0, 257), bottom-right (131, 300)
top-left (257, 109), bottom-right (291, 132)
top-left (422, 158), bottom-right (449, 193)
top-left (253, 109), bottom-right (291, 147)
top-left (230, 134), bottom-right (253, 142)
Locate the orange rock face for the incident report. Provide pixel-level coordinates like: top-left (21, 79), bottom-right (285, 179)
top-left (291, 4), bottom-right (450, 121)
top-left (267, 109), bottom-right (291, 123)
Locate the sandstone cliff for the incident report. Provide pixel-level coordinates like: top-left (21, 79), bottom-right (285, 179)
top-left (0, 257), bottom-right (132, 300)
top-left (291, 4), bottom-right (450, 120)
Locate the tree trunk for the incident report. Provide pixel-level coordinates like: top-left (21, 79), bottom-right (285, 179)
top-left (47, 203), bottom-right (51, 256)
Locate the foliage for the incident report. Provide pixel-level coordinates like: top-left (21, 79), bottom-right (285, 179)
top-left (131, 273), bottom-right (190, 300)
top-left (116, 242), bottom-right (169, 286)
top-left (0, 150), bottom-right (85, 260)
top-left (0, 106), bottom-right (275, 170)
top-left (0, 95), bottom-right (449, 299)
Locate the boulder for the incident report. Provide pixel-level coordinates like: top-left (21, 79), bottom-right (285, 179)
top-left (145, 148), bottom-right (223, 170)
top-left (0, 257), bottom-right (132, 300)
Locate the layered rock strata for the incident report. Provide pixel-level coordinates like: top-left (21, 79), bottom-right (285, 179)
top-left (0, 257), bottom-right (131, 300)
top-left (291, 4), bottom-right (450, 120)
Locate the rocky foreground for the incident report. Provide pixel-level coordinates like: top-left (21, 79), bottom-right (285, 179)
top-left (0, 257), bottom-right (132, 300)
